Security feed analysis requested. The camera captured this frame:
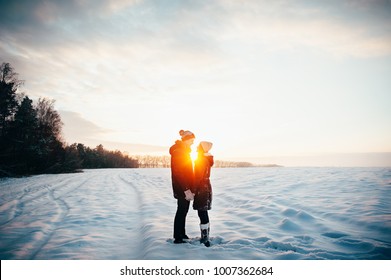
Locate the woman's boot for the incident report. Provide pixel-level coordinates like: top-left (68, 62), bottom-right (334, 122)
top-left (200, 223), bottom-right (210, 247)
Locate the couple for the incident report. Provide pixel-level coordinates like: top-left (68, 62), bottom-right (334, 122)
top-left (169, 130), bottom-right (214, 247)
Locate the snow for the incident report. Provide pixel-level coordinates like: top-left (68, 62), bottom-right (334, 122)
top-left (0, 167), bottom-right (390, 260)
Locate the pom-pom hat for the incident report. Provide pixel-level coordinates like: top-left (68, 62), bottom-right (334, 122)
top-left (179, 130), bottom-right (195, 141)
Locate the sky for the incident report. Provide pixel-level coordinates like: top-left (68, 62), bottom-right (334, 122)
top-left (1, 0), bottom-right (391, 166)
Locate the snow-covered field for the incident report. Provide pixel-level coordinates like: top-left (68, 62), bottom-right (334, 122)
top-left (0, 167), bottom-right (390, 260)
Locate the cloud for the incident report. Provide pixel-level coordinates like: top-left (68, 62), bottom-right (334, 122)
top-left (2, 0), bottom-right (390, 61)
top-left (211, 0), bottom-right (391, 57)
top-left (0, 0), bottom-right (142, 51)
top-left (60, 110), bottom-right (167, 154)
top-left (0, 0), bottom-right (139, 28)
top-left (2, 1), bottom-right (390, 102)
top-left (1, 0), bottom-right (390, 158)
top-left (60, 110), bottom-right (111, 142)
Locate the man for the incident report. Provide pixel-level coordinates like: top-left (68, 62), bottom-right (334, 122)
top-left (169, 130), bottom-right (195, 244)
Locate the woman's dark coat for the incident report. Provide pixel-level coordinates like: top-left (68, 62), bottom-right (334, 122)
top-left (193, 153), bottom-right (214, 211)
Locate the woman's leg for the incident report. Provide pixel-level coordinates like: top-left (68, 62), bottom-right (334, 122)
top-left (198, 210), bottom-right (209, 224)
top-left (198, 210), bottom-right (210, 247)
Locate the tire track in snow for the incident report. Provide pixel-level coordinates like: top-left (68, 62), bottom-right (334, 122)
top-left (0, 200), bottom-right (19, 226)
top-left (0, 174), bottom-right (91, 259)
top-left (3, 170), bottom-right (149, 259)
top-left (5, 185), bottom-right (69, 259)
top-left (118, 169), bottom-right (178, 259)
top-left (118, 172), bottom-right (147, 259)
top-left (90, 171), bottom-right (146, 259)
top-left (28, 186), bottom-right (70, 259)
top-left (0, 175), bottom-right (90, 227)
top-left (0, 183), bottom-right (52, 226)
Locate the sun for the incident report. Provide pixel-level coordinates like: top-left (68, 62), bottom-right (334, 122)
top-left (191, 150), bottom-right (198, 162)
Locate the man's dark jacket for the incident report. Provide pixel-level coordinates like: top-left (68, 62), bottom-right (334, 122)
top-left (169, 140), bottom-right (194, 199)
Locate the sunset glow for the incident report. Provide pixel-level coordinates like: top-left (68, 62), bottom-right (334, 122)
top-left (1, 0), bottom-right (390, 166)
top-left (191, 150), bottom-right (198, 163)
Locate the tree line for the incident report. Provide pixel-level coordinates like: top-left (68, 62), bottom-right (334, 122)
top-left (1, 62), bottom-right (271, 177)
top-left (0, 63), bottom-right (139, 177)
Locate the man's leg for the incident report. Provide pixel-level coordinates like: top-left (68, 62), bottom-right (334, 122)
top-left (174, 198), bottom-right (190, 242)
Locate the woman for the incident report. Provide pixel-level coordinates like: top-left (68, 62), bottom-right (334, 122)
top-left (193, 141), bottom-right (214, 247)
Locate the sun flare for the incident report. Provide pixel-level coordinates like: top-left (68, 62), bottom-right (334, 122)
top-left (191, 150), bottom-right (198, 162)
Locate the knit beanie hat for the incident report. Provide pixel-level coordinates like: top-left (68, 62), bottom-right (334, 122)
top-left (179, 130), bottom-right (195, 141)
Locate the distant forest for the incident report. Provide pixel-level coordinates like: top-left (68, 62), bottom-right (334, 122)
top-left (0, 63), bottom-right (259, 177)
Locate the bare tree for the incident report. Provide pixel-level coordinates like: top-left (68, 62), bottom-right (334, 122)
top-left (35, 98), bottom-right (64, 145)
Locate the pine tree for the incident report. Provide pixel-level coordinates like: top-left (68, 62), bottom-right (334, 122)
top-left (0, 63), bottom-right (23, 176)
top-left (10, 96), bottom-right (39, 174)
top-left (0, 63), bottom-right (22, 137)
